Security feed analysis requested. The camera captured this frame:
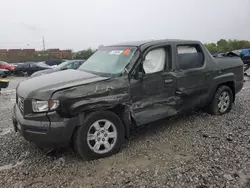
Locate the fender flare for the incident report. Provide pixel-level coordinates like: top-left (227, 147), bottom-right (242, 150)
top-left (208, 73), bottom-right (236, 102)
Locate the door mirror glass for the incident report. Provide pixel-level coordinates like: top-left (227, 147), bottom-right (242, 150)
top-left (133, 71), bottom-right (143, 81)
top-left (138, 71), bottom-right (143, 79)
top-left (132, 64), bottom-right (144, 81)
top-left (61, 67), bottom-right (68, 70)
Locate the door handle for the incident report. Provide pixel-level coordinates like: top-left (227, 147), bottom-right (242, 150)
top-left (175, 90), bottom-right (182, 95)
top-left (164, 79), bottom-right (173, 84)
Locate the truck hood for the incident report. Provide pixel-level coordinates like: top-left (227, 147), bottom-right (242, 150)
top-left (17, 69), bottom-right (110, 100)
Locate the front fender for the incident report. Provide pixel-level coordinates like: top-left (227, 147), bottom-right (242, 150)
top-left (68, 93), bottom-right (130, 116)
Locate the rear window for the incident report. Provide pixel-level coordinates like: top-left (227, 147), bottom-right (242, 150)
top-left (177, 45), bottom-right (204, 70)
top-left (177, 46), bottom-right (197, 54)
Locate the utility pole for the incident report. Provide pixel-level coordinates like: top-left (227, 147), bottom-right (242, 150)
top-left (42, 36), bottom-right (45, 51)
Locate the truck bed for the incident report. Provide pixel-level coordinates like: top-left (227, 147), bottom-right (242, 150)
top-left (214, 56), bottom-right (244, 69)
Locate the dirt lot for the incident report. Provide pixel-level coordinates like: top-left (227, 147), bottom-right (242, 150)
top-left (0, 76), bottom-right (250, 188)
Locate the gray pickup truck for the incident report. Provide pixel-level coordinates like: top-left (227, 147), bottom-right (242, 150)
top-left (13, 39), bottom-right (244, 160)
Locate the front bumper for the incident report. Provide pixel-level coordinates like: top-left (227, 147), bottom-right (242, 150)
top-left (12, 104), bottom-right (78, 147)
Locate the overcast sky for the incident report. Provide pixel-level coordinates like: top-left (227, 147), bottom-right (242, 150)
top-left (0, 0), bottom-right (249, 51)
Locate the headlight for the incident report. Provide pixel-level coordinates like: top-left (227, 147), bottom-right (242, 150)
top-left (32, 99), bottom-right (60, 112)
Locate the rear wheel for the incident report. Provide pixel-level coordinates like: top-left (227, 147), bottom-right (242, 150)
top-left (74, 111), bottom-right (125, 160)
top-left (206, 85), bottom-right (233, 115)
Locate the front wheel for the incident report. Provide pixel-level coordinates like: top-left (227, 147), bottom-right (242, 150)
top-left (74, 111), bottom-right (125, 160)
top-left (206, 85), bottom-right (233, 115)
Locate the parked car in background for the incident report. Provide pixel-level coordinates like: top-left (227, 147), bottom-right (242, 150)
top-left (0, 69), bottom-right (10, 78)
top-left (31, 60), bottom-right (85, 77)
top-left (238, 49), bottom-right (250, 67)
top-left (0, 61), bottom-right (16, 72)
top-left (26, 62), bottom-right (52, 76)
top-left (14, 61), bottom-right (52, 76)
top-left (44, 59), bottom-right (66, 67)
top-left (14, 62), bottom-right (37, 76)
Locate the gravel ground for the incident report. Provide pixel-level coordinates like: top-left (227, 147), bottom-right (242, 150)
top-left (0, 76), bottom-right (250, 188)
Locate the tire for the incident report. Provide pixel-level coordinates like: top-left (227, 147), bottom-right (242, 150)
top-left (74, 111), bottom-right (125, 160)
top-left (206, 85), bottom-right (233, 115)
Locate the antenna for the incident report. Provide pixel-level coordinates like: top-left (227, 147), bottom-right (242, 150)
top-left (42, 36), bottom-right (45, 51)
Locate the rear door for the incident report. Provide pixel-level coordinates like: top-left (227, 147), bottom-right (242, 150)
top-left (130, 45), bottom-right (178, 125)
top-left (174, 43), bottom-right (212, 111)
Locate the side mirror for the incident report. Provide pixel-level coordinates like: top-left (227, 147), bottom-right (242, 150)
top-left (138, 71), bottom-right (143, 80)
top-left (133, 70), bottom-right (144, 81)
top-left (132, 62), bottom-right (145, 81)
top-left (61, 67), bottom-right (68, 70)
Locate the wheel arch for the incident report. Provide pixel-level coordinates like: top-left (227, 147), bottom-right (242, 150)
top-left (215, 81), bottom-right (235, 102)
top-left (74, 104), bottom-right (134, 140)
top-left (107, 104), bottom-right (134, 139)
top-left (211, 73), bottom-right (236, 102)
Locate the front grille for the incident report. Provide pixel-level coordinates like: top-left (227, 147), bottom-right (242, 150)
top-left (17, 96), bottom-right (24, 113)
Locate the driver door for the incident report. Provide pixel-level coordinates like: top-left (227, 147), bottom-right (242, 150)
top-left (130, 45), bottom-right (177, 125)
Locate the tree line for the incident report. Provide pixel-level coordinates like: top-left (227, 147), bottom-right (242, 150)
top-left (204, 39), bottom-right (250, 54)
top-left (76, 40), bottom-right (250, 59)
top-left (2, 39), bottom-right (250, 63)
top-left (72, 48), bottom-right (96, 60)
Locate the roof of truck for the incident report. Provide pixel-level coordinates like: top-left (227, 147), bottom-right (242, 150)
top-left (107, 39), bottom-right (200, 50)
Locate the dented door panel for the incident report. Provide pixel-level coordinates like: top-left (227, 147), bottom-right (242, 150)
top-left (130, 72), bottom-right (177, 125)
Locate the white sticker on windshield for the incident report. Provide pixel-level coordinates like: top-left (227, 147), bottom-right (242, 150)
top-left (109, 50), bottom-right (123, 55)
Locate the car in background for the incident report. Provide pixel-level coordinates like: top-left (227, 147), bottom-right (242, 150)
top-left (15, 61), bottom-right (52, 76)
top-left (44, 59), bottom-right (67, 67)
top-left (0, 61), bottom-right (16, 72)
top-left (238, 49), bottom-right (250, 65)
top-left (26, 62), bottom-right (52, 76)
top-left (0, 69), bottom-right (10, 78)
top-left (31, 60), bottom-right (85, 77)
top-left (240, 49), bottom-right (250, 77)
top-left (14, 62), bottom-right (37, 76)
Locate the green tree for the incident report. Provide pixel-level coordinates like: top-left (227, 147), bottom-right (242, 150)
top-left (204, 43), bottom-right (217, 54)
top-left (73, 48), bottom-right (95, 60)
top-left (205, 39), bottom-right (250, 54)
top-left (217, 39), bottom-right (229, 52)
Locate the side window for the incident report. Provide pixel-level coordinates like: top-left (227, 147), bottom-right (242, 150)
top-left (65, 63), bottom-right (74, 69)
top-left (177, 45), bottom-right (204, 70)
top-left (30, 64), bottom-right (36, 68)
top-left (79, 61), bottom-right (84, 66)
top-left (73, 62), bottom-right (80, 69)
top-left (143, 48), bottom-right (166, 74)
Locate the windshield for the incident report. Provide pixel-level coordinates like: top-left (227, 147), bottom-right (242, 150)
top-left (78, 47), bottom-right (137, 76)
top-left (54, 61), bottom-right (70, 69)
